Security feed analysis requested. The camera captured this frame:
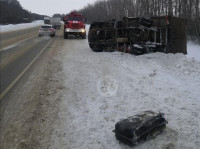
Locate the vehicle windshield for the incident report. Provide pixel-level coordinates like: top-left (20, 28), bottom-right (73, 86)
top-left (41, 26), bottom-right (51, 28)
top-left (68, 17), bottom-right (83, 21)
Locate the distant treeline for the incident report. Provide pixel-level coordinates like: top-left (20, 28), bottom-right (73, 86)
top-left (0, 0), bottom-right (46, 24)
top-left (77, 0), bottom-right (200, 43)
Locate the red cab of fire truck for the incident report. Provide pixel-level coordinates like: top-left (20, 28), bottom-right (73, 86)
top-left (63, 12), bottom-right (87, 39)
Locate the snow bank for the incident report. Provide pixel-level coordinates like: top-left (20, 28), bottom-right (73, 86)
top-left (187, 41), bottom-right (200, 61)
top-left (0, 20), bottom-right (44, 33)
top-left (51, 36), bottom-right (200, 149)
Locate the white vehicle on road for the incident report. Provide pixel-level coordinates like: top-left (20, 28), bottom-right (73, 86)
top-left (52, 17), bottom-right (61, 29)
top-left (44, 17), bottom-right (52, 24)
top-left (38, 25), bottom-right (56, 37)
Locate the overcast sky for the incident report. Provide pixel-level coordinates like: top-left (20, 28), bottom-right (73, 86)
top-left (18, 0), bottom-right (97, 16)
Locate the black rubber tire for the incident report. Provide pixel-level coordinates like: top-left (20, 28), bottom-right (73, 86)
top-left (131, 47), bottom-right (146, 55)
top-left (92, 48), bottom-right (103, 52)
top-left (64, 32), bottom-right (68, 39)
top-left (90, 44), bottom-right (103, 52)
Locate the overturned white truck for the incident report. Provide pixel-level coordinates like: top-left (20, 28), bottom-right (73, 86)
top-left (88, 16), bottom-right (187, 55)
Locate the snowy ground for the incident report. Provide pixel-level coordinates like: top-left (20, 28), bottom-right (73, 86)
top-left (0, 24), bottom-right (199, 149)
top-left (187, 41), bottom-right (200, 61)
top-left (0, 20), bottom-right (44, 33)
top-left (47, 33), bottom-right (200, 148)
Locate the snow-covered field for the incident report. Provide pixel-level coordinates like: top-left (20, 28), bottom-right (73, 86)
top-left (0, 20), bottom-right (44, 33)
top-left (187, 41), bottom-right (200, 61)
top-left (48, 34), bottom-right (200, 149)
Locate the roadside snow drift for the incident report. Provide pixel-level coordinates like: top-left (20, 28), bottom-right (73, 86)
top-left (0, 20), bottom-right (44, 33)
top-left (187, 41), bottom-right (200, 61)
top-left (50, 37), bottom-right (200, 149)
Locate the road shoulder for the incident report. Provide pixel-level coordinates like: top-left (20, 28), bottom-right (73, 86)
top-left (0, 31), bottom-right (65, 149)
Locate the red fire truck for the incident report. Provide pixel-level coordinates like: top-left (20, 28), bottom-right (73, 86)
top-left (63, 12), bottom-right (87, 39)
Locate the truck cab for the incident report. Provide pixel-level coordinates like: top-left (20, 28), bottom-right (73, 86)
top-left (63, 12), bottom-right (86, 39)
top-left (44, 17), bottom-right (52, 24)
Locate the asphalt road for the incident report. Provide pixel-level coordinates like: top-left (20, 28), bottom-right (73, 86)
top-left (0, 26), bottom-right (60, 98)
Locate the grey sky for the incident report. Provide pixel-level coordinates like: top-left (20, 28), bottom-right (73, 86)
top-left (18, 0), bottom-right (97, 16)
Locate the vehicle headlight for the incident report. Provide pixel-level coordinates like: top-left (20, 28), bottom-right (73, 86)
top-left (67, 29), bottom-right (70, 32)
top-left (81, 29), bottom-right (86, 33)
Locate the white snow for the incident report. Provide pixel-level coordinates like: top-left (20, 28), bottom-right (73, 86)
top-left (133, 44), bottom-right (143, 49)
top-left (187, 41), bottom-right (200, 61)
top-left (0, 20), bottom-right (44, 33)
top-left (50, 33), bottom-right (200, 149)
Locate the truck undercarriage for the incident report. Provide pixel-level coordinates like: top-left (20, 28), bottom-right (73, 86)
top-left (88, 16), bottom-right (187, 55)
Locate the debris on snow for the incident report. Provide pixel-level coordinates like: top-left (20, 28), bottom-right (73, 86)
top-left (114, 111), bottom-right (167, 146)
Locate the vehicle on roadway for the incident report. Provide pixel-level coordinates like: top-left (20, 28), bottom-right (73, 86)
top-left (44, 17), bottom-right (52, 24)
top-left (38, 25), bottom-right (56, 37)
top-left (63, 11), bottom-right (87, 39)
top-left (52, 17), bottom-right (61, 29)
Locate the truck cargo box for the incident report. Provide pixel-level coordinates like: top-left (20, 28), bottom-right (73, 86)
top-left (151, 16), bottom-right (187, 54)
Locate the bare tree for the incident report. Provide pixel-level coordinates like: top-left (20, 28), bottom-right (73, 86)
top-left (77, 0), bottom-right (200, 43)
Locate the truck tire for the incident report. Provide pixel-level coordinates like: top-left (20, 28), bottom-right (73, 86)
top-left (89, 43), bottom-right (103, 52)
top-left (64, 32), bottom-right (68, 39)
top-left (130, 46), bottom-right (146, 55)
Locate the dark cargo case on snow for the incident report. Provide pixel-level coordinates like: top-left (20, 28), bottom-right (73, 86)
top-left (114, 111), bottom-right (167, 146)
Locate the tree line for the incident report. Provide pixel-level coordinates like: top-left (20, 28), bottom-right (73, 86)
top-left (0, 0), bottom-right (46, 24)
top-left (77, 0), bottom-right (200, 43)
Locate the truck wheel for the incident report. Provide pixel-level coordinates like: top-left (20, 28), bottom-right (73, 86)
top-left (82, 33), bottom-right (86, 39)
top-left (90, 43), bottom-right (103, 52)
top-left (64, 32), bottom-right (68, 39)
top-left (130, 46), bottom-right (146, 55)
